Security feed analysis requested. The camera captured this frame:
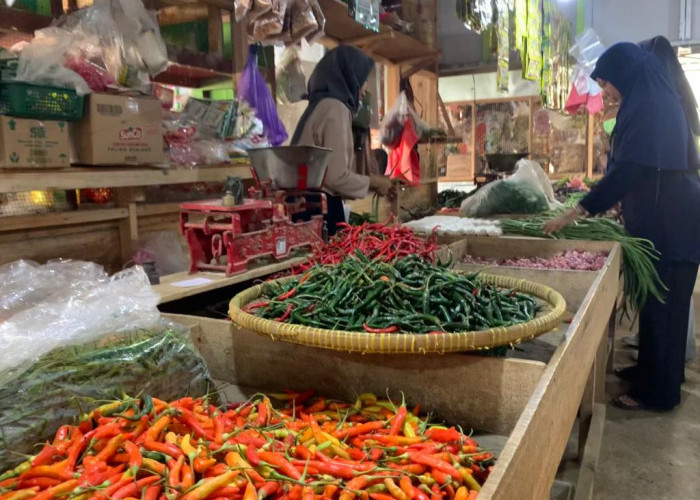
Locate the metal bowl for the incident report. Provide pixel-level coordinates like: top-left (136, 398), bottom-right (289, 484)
top-left (247, 146), bottom-right (331, 190)
top-left (484, 152), bottom-right (530, 173)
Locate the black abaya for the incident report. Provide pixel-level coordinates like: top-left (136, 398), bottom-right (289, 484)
top-left (635, 261), bottom-right (698, 409)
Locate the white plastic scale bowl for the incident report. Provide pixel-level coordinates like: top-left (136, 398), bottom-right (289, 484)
top-left (247, 146), bottom-right (332, 190)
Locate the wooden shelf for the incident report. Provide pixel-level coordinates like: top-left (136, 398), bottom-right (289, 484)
top-left (317, 0), bottom-right (439, 68)
top-left (0, 208), bottom-right (129, 232)
top-left (419, 136), bottom-right (463, 145)
top-left (153, 62), bottom-right (232, 88)
top-left (155, 256), bottom-right (308, 304)
top-left (0, 164), bottom-right (252, 193)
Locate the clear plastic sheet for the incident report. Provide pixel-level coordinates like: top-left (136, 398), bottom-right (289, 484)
top-left (460, 160), bottom-right (562, 216)
top-left (0, 264), bottom-right (211, 470)
top-left (0, 260), bottom-right (106, 322)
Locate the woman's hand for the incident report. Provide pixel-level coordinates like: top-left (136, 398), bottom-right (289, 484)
top-left (543, 208), bottom-right (580, 235)
top-left (369, 175), bottom-right (397, 200)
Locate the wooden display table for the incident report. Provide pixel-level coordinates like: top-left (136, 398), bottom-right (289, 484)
top-left (163, 236), bottom-right (621, 499)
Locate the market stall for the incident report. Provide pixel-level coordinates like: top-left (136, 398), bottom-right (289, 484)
top-left (0, 2), bottom-right (651, 500)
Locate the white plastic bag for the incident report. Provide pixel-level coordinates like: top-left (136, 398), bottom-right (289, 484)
top-left (14, 28), bottom-right (92, 94)
top-left (276, 46), bottom-right (306, 104)
top-left (380, 91), bottom-right (428, 148)
top-left (460, 160), bottom-right (562, 217)
top-left (138, 231), bottom-right (189, 275)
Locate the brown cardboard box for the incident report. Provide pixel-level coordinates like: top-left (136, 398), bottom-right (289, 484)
top-left (0, 117), bottom-right (70, 168)
top-left (72, 93), bottom-right (164, 165)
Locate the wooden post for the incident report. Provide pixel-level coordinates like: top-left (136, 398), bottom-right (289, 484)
top-left (527, 97), bottom-right (534, 154)
top-left (470, 102), bottom-right (477, 178)
top-left (385, 64), bottom-right (401, 111)
top-left (231, 14), bottom-right (249, 88)
top-left (208, 6), bottom-right (224, 56)
top-left (586, 113), bottom-right (595, 177)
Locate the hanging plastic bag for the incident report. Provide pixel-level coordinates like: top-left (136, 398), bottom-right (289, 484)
top-left (460, 159), bottom-right (562, 216)
top-left (380, 91), bottom-right (428, 148)
top-left (386, 117), bottom-right (420, 185)
top-left (276, 46), bottom-right (306, 104)
top-left (237, 45), bottom-right (288, 146)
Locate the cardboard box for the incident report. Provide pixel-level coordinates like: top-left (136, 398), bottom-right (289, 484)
top-left (72, 93), bottom-right (164, 165)
top-left (0, 117), bottom-right (70, 168)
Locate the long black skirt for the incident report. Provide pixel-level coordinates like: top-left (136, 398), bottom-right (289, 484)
top-left (634, 261), bottom-right (698, 409)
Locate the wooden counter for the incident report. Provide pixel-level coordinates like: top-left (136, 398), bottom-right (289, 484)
top-left (154, 256), bottom-right (307, 304)
top-left (163, 236), bottom-right (621, 499)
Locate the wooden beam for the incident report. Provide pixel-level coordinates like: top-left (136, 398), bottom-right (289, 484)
top-left (118, 203), bottom-right (138, 264)
top-left (158, 5), bottom-right (208, 26)
top-left (438, 94), bottom-right (456, 137)
top-left (345, 31), bottom-right (394, 47)
top-left (231, 15), bottom-right (248, 85)
top-left (470, 102), bottom-right (477, 178)
top-left (0, 7), bottom-right (51, 33)
top-left (573, 404), bottom-right (606, 500)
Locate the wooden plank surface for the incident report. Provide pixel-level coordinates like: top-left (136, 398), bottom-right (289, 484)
top-left (478, 244), bottom-right (621, 499)
top-left (317, 0), bottom-right (439, 66)
top-left (154, 256), bottom-right (308, 304)
top-left (0, 165), bottom-right (251, 193)
top-left (165, 314), bottom-right (547, 435)
top-left (0, 208), bottom-right (128, 232)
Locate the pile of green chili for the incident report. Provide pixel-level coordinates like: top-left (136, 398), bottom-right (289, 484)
top-left (245, 252), bottom-right (540, 334)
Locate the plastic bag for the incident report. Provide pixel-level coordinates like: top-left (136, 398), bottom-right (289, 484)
top-left (306, 0), bottom-right (326, 42)
top-left (289, 0), bottom-right (318, 43)
top-left (14, 28), bottom-right (92, 94)
top-left (569, 28), bottom-right (605, 76)
top-left (0, 260), bottom-right (106, 322)
top-left (380, 91), bottom-right (428, 148)
top-left (276, 46), bottom-right (306, 104)
top-left (237, 45), bottom-right (288, 146)
top-left (234, 0), bottom-right (254, 21)
top-left (249, 0), bottom-right (288, 43)
top-left (138, 231), bottom-right (189, 275)
top-left (385, 117), bottom-right (420, 185)
top-left (460, 160), bottom-right (562, 216)
top-left (0, 263), bottom-right (211, 470)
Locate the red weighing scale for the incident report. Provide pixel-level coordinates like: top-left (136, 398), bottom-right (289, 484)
top-left (180, 146), bottom-right (331, 276)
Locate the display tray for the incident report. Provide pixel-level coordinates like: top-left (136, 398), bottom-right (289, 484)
top-left (228, 273), bottom-right (567, 354)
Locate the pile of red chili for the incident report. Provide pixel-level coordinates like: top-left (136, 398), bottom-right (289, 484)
top-left (290, 217), bottom-right (440, 275)
top-left (0, 392), bottom-right (492, 500)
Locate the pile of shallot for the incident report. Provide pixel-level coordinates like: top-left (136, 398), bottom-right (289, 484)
top-left (462, 250), bottom-right (608, 271)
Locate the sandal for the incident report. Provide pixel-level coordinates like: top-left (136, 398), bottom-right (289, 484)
top-left (612, 394), bottom-right (645, 411)
top-left (614, 365), bottom-right (638, 382)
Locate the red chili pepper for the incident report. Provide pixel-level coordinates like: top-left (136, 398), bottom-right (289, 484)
top-left (472, 288), bottom-right (480, 297)
top-left (245, 445), bottom-right (260, 466)
top-left (389, 406), bottom-right (407, 436)
top-left (144, 438), bottom-right (183, 459)
top-left (257, 482), bottom-right (278, 500)
top-left (31, 445), bottom-right (60, 467)
top-left (257, 451), bottom-right (301, 480)
top-left (274, 303), bottom-right (294, 322)
top-left (425, 428), bottom-right (462, 443)
top-left (362, 324), bottom-right (399, 333)
top-left (243, 301), bottom-right (270, 313)
top-left (144, 485), bottom-right (162, 500)
top-left (276, 288), bottom-right (297, 301)
top-left (123, 441), bottom-right (142, 478)
top-left (113, 475), bottom-right (161, 500)
top-left (335, 421), bottom-right (385, 439)
top-left (406, 452), bottom-right (461, 482)
top-left (256, 400), bottom-right (270, 427)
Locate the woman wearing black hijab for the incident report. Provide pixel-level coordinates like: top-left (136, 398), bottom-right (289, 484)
top-left (545, 43), bottom-right (700, 410)
top-left (291, 46), bottom-right (394, 235)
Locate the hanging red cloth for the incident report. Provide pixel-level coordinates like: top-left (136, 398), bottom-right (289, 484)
top-left (385, 117), bottom-right (420, 186)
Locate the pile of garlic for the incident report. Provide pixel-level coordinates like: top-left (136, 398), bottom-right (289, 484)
top-left (403, 216), bottom-right (502, 237)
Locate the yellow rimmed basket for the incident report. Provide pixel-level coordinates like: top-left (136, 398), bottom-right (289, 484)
top-left (229, 274), bottom-right (567, 354)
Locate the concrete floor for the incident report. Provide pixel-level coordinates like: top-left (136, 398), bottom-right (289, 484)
top-left (593, 295), bottom-right (700, 499)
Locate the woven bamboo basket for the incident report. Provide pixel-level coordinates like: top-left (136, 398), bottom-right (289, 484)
top-left (229, 274), bottom-right (567, 354)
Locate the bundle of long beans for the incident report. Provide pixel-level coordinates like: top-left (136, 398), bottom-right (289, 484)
top-left (248, 253), bottom-right (539, 334)
top-left (500, 216), bottom-right (665, 314)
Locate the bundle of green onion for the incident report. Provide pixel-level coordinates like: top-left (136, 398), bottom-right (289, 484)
top-left (500, 216), bottom-right (666, 315)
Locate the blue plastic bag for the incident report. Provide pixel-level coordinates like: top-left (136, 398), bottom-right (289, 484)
top-left (237, 45), bottom-right (288, 146)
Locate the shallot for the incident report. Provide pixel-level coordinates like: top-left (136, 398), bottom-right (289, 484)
top-left (462, 250), bottom-right (609, 271)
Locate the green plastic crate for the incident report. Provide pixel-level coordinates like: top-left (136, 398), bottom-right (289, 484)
top-left (0, 82), bottom-right (84, 121)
